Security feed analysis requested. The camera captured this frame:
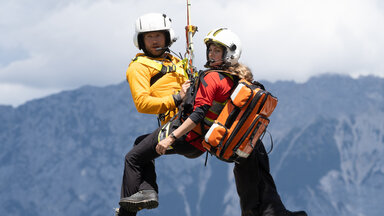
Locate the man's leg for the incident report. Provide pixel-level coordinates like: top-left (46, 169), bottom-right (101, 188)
top-left (120, 129), bottom-right (161, 212)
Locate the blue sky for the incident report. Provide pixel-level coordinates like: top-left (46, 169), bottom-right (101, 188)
top-left (1, 0), bottom-right (384, 106)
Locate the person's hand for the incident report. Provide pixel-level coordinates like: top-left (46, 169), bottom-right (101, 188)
top-left (156, 137), bottom-right (174, 155)
top-left (179, 80), bottom-right (191, 99)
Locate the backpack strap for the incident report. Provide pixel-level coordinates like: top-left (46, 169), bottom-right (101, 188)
top-left (179, 69), bottom-right (210, 119)
top-left (177, 69), bottom-right (239, 136)
top-left (132, 56), bottom-right (189, 86)
top-left (196, 70), bottom-right (239, 137)
top-left (252, 80), bottom-right (265, 90)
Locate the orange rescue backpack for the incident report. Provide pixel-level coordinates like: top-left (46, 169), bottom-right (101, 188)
top-left (202, 78), bottom-right (278, 162)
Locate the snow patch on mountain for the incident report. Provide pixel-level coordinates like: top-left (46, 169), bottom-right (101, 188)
top-left (303, 112), bottom-right (384, 216)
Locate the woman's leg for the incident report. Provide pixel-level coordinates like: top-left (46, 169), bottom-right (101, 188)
top-left (256, 143), bottom-right (286, 215)
top-left (234, 146), bottom-right (262, 216)
top-left (234, 140), bottom-right (286, 216)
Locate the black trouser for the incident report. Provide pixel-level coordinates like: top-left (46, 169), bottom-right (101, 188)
top-left (234, 141), bottom-right (286, 216)
top-left (120, 127), bottom-right (204, 199)
top-left (120, 129), bottom-right (286, 216)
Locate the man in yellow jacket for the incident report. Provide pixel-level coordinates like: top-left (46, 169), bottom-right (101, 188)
top-left (117, 13), bottom-right (189, 216)
top-left (126, 13), bottom-right (189, 125)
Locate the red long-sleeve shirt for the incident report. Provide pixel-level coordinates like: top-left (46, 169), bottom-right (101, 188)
top-left (185, 71), bottom-right (235, 151)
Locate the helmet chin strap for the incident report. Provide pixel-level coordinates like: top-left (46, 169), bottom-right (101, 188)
top-left (204, 59), bottom-right (214, 68)
top-left (204, 59), bottom-right (229, 69)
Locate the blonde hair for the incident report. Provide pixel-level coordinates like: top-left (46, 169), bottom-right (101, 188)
top-left (227, 63), bottom-right (253, 83)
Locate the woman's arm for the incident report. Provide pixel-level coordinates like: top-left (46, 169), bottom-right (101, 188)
top-left (156, 118), bottom-right (196, 155)
top-left (156, 72), bottom-right (221, 155)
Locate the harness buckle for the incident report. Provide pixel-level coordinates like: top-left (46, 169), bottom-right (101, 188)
top-left (158, 113), bottom-right (166, 121)
top-left (160, 65), bottom-right (168, 74)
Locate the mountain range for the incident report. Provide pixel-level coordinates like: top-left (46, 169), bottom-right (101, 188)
top-left (1, 74), bottom-right (383, 216)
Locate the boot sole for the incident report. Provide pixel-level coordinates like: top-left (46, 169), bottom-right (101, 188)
top-left (119, 199), bottom-right (159, 212)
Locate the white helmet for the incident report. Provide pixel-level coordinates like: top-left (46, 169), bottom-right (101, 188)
top-left (204, 28), bottom-right (242, 67)
top-left (133, 13), bottom-right (176, 50)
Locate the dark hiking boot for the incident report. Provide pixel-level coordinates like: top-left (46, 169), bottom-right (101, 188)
top-left (115, 207), bottom-right (137, 216)
top-left (270, 209), bottom-right (308, 216)
top-left (285, 210), bottom-right (308, 216)
top-left (119, 190), bottom-right (159, 212)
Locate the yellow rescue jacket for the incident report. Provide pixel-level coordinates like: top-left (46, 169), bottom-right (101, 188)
top-left (126, 53), bottom-right (188, 124)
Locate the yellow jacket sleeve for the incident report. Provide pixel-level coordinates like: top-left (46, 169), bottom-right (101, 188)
top-left (126, 55), bottom-right (187, 115)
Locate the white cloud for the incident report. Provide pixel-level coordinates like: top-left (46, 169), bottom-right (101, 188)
top-left (0, 83), bottom-right (62, 107)
top-left (1, 0), bottom-right (132, 87)
top-left (1, 0), bottom-right (384, 106)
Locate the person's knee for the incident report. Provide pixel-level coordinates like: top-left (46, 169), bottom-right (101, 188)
top-left (184, 151), bottom-right (204, 159)
top-left (125, 151), bottom-right (138, 166)
top-left (134, 134), bottom-right (149, 146)
top-left (184, 154), bottom-right (199, 159)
